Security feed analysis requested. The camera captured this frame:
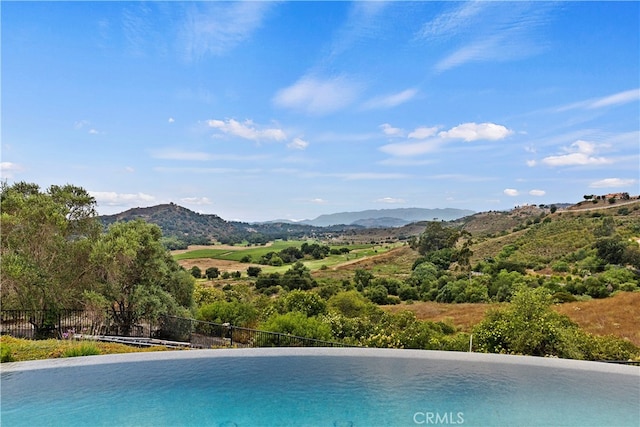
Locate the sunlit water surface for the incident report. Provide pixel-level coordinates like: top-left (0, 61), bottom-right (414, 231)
top-left (1, 348), bottom-right (638, 426)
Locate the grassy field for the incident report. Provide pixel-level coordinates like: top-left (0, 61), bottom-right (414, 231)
top-left (173, 241), bottom-right (403, 274)
top-left (383, 291), bottom-right (640, 347)
top-left (0, 335), bottom-right (174, 363)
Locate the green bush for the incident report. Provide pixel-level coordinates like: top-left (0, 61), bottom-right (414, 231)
top-left (62, 343), bottom-right (101, 358)
top-left (262, 312), bottom-right (332, 341)
top-left (197, 300), bottom-right (259, 327)
top-left (1, 344), bottom-right (14, 362)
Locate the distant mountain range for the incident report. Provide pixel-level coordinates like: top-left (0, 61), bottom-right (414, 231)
top-left (297, 207), bottom-right (475, 227)
top-left (99, 204), bottom-right (475, 247)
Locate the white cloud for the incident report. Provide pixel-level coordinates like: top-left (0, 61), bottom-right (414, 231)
top-left (328, 1), bottom-right (389, 60)
top-left (88, 129), bottom-right (99, 135)
top-left (589, 178), bottom-right (637, 188)
top-left (207, 118), bottom-right (286, 142)
top-left (588, 88), bottom-right (640, 109)
top-left (74, 120), bottom-right (90, 129)
top-left (287, 138), bottom-right (309, 150)
top-left (180, 2), bottom-right (273, 59)
top-left (0, 162), bottom-right (23, 179)
top-left (529, 189), bottom-right (546, 196)
top-left (152, 149), bottom-right (268, 162)
top-left (90, 191), bottom-right (156, 207)
top-left (504, 188), bottom-right (519, 196)
top-left (180, 197), bottom-right (212, 205)
top-left (379, 139), bottom-right (444, 157)
top-left (558, 88), bottom-right (640, 112)
top-left (380, 123), bottom-right (404, 137)
top-left (439, 122), bottom-right (512, 142)
top-left (422, 2), bottom-right (553, 72)
top-left (526, 160), bottom-right (537, 167)
top-left (310, 198), bottom-right (327, 204)
top-left (340, 172), bottom-right (408, 180)
top-left (124, 166), bottom-right (135, 173)
top-left (362, 88), bottom-right (418, 110)
top-left (273, 75), bottom-right (361, 115)
top-left (408, 126), bottom-right (439, 139)
top-left (417, 2), bottom-right (486, 40)
top-left (542, 140), bottom-right (612, 167)
top-left (168, 117), bottom-right (175, 123)
top-left (376, 197), bottom-right (406, 204)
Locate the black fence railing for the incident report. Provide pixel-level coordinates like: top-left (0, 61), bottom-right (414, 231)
top-left (0, 311), bottom-right (353, 349)
top-left (154, 315), bottom-right (354, 349)
top-left (0, 310), bottom-right (155, 340)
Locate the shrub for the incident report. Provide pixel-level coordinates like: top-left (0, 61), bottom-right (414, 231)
top-left (1, 344), bottom-right (14, 362)
top-left (262, 312), bottom-right (332, 341)
top-left (197, 300), bottom-right (258, 327)
top-left (190, 266), bottom-right (202, 279)
top-left (62, 343), bottom-right (101, 358)
top-left (281, 290), bottom-right (327, 317)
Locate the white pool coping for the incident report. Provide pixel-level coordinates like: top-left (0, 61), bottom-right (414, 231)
top-left (2, 347), bottom-right (638, 376)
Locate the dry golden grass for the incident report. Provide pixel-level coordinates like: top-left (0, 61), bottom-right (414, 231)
top-left (382, 301), bottom-right (498, 332)
top-left (555, 291), bottom-right (640, 347)
top-left (383, 292), bottom-right (640, 347)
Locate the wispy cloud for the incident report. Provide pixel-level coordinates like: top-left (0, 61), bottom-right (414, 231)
top-left (273, 75), bottom-right (362, 115)
top-left (152, 148), bottom-right (269, 162)
top-left (0, 162), bottom-right (23, 179)
top-left (419, 2), bottom-right (554, 72)
top-left (180, 2), bottom-right (274, 60)
top-left (589, 178), bottom-right (637, 188)
top-left (542, 140), bottom-right (612, 167)
top-left (504, 188), bottom-right (519, 197)
top-left (287, 138), bottom-right (309, 150)
top-left (416, 1), bottom-right (486, 41)
top-left (327, 1), bottom-right (390, 61)
top-left (180, 197), bottom-right (212, 206)
top-left (409, 127), bottom-right (439, 139)
top-left (380, 123), bottom-right (405, 137)
top-left (380, 139), bottom-right (444, 157)
top-left (90, 191), bottom-right (156, 207)
top-left (376, 197), bottom-right (406, 204)
top-left (529, 189), bottom-right (546, 196)
top-left (207, 119), bottom-right (287, 142)
top-left (362, 88), bottom-right (418, 110)
top-left (556, 88), bottom-right (640, 112)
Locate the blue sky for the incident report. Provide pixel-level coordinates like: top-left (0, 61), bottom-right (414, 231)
top-left (2, 1), bottom-right (639, 222)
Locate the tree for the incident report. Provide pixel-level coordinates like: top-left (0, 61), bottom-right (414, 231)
top-left (0, 182), bottom-right (100, 316)
top-left (280, 290), bottom-right (327, 317)
top-left (190, 266), bottom-right (202, 279)
top-left (90, 220), bottom-right (194, 334)
top-left (413, 222), bottom-right (461, 255)
top-left (281, 261), bottom-right (316, 290)
top-left (205, 267), bottom-right (220, 279)
top-left (354, 269), bottom-right (374, 290)
top-left (246, 266), bottom-right (262, 277)
top-left (474, 287), bottom-right (579, 357)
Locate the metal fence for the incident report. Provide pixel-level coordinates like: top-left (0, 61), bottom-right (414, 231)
top-left (0, 309), bottom-right (155, 340)
top-left (154, 315), bottom-right (354, 349)
top-left (0, 310), bottom-right (353, 349)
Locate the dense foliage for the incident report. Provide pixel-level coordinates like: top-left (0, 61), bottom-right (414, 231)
top-left (1, 182), bottom-right (195, 333)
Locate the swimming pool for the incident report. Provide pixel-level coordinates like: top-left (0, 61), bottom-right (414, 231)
top-left (1, 348), bottom-right (638, 426)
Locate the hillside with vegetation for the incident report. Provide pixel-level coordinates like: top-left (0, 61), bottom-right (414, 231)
top-left (2, 181), bottom-right (639, 362)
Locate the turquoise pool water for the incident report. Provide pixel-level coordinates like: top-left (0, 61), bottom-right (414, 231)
top-left (1, 348), bottom-right (638, 426)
